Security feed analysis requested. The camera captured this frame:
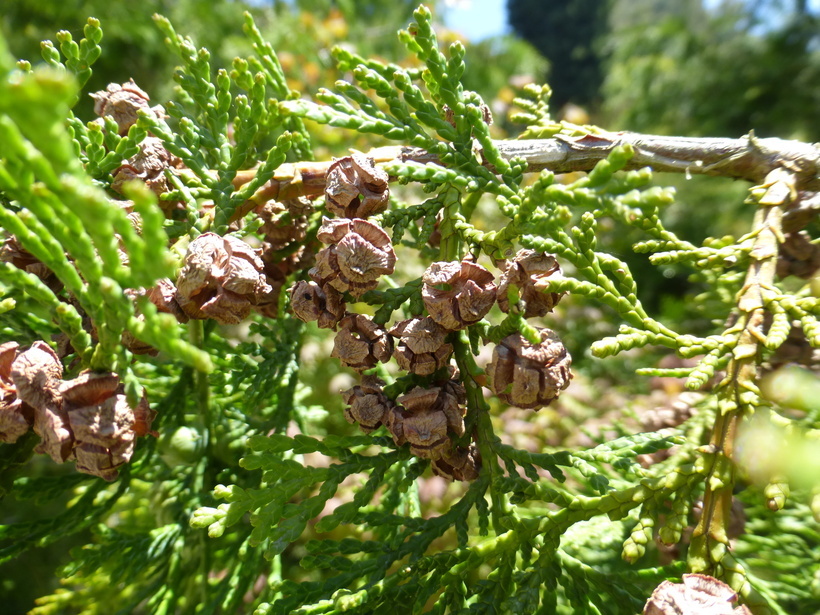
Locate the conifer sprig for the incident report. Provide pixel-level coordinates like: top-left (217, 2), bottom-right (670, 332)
top-left (1, 5), bottom-right (818, 615)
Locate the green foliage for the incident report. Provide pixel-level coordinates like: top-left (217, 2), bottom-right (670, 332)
top-left (1, 4), bottom-right (819, 615)
top-left (0, 27), bottom-right (207, 380)
top-left (604, 0), bottom-right (820, 140)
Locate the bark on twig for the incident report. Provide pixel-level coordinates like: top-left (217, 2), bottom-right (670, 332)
top-left (488, 132), bottom-right (820, 188)
top-left (230, 131), bottom-right (820, 220)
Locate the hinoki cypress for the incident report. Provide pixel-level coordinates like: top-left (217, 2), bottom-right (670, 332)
top-left (0, 5), bottom-right (818, 615)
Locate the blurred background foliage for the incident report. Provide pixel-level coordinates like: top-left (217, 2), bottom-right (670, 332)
top-left (1, 0), bottom-right (818, 612)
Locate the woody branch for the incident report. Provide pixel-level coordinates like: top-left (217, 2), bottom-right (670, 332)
top-left (227, 131), bottom-right (820, 221)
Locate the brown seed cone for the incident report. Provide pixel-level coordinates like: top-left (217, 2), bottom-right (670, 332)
top-left (0, 342), bottom-right (35, 443)
top-left (6, 342), bottom-right (149, 478)
top-left (257, 198), bottom-right (311, 251)
top-left (176, 233), bottom-right (272, 325)
top-left (635, 392), bottom-right (701, 467)
top-left (776, 231), bottom-right (820, 279)
top-left (10, 342), bottom-right (71, 462)
top-left (148, 278), bottom-right (189, 323)
top-left (10, 341), bottom-right (63, 413)
top-left (325, 154), bottom-right (389, 218)
top-left (121, 280), bottom-right (190, 355)
top-left (640, 392), bottom-right (701, 433)
top-left (111, 137), bottom-right (184, 208)
top-left (389, 317), bottom-right (453, 376)
top-left (496, 249), bottom-right (563, 317)
top-left (644, 574), bottom-right (752, 615)
top-left (487, 329), bottom-right (572, 410)
top-left (331, 314), bottom-right (393, 372)
top-left (386, 381), bottom-right (466, 459)
top-left (256, 244), bottom-right (315, 320)
top-left (431, 443), bottom-right (481, 481)
top-left (782, 190), bottom-right (820, 233)
top-left (0, 236), bottom-right (61, 290)
top-left (60, 373), bottom-right (136, 481)
top-left (289, 280), bottom-right (345, 329)
top-left (422, 260), bottom-right (497, 330)
top-left (341, 375), bottom-right (392, 433)
top-left (90, 79), bottom-right (167, 136)
top-left (768, 322), bottom-right (820, 369)
top-left (310, 218), bottom-right (396, 298)
top-left (132, 395), bottom-right (158, 438)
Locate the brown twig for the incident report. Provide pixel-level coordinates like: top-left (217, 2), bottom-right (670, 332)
top-left (689, 168), bottom-right (793, 594)
top-left (229, 132), bottom-right (820, 221)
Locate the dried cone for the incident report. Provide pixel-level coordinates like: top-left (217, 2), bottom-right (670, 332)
top-left (258, 245), bottom-right (315, 319)
top-left (0, 342), bottom-right (34, 443)
top-left (387, 381), bottom-right (466, 459)
top-left (6, 341), bottom-right (151, 480)
top-left (422, 260), bottom-right (497, 330)
top-left (90, 79), bottom-right (166, 135)
top-left (60, 373), bottom-right (136, 482)
top-left (289, 280), bottom-right (345, 329)
top-left (325, 153), bottom-right (389, 218)
top-left (112, 137), bottom-right (184, 209)
top-left (176, 233), bottom-right (272, 325)
top-left (782, 190), bottom-right (820, 233)
top-left (310, 218), bottom-right (396, 298)
top-left (769, 323), bottom-right (820, 369)
top-left (122, 280), bottom-right (190, 354)
top-left (132, 395), bottom-right (157, 438)
top-left (341, 375), bottom-right (392, 433)
top-left (331, 314), bottom-right (393, 372)
top-left (10, 341), bottom-right (71, 462)
top-left (636, 392), bottom-right (701, 467)
top-left (257, 198), bottom-right (311, 251)
top-left (431, 444), bottom-right (481, 481)
top-left (496, 249), bottom-right (563, 317)
top-left (487, 328), bottom-right (572, 410)
top-left (640, 392), bottom-right (700, 433)
top-left (776, 231), bottom-right (820, 279)
top-left (0, 236), bottom-right (59, 290)
top-left (644, 574), bottom-right (752, 615)
top-left (389, 317), bottom-right (453, 376)
top-left (148, 278), bottom-right (189, 323)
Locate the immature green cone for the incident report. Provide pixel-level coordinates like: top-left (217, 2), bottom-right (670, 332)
top-left (487, 328), bottom-right (572, 410)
